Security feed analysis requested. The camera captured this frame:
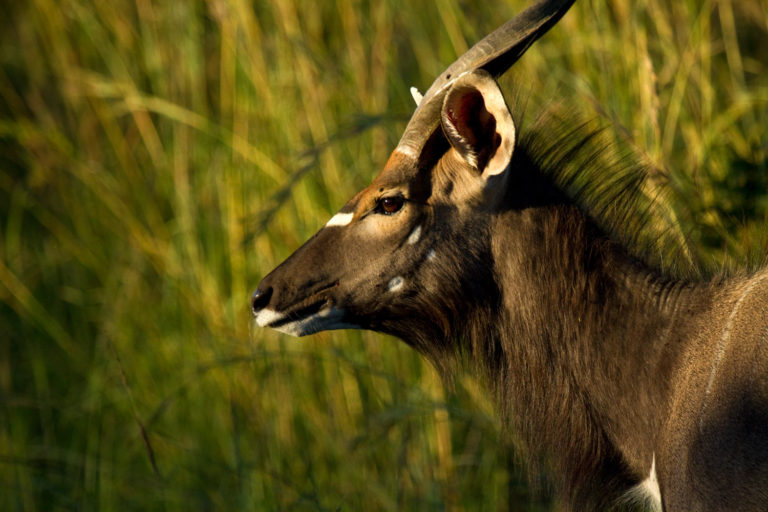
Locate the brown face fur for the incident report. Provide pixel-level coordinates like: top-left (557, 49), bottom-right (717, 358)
top-left (251, 71), bottom-right (515, 343)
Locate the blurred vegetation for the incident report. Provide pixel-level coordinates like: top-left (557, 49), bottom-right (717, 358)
top-left (1, 0), bottom-right (767, 510)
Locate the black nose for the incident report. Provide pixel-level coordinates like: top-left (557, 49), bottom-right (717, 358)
top-left (251, 287), bottom-right (273, 315)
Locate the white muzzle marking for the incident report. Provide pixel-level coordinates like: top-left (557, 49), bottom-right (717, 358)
top-left (255, 308), bottom-right (286, 328)
top-left (255, 306), bottom-right (359, 337)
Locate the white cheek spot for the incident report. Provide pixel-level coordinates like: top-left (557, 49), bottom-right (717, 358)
top-left (407, 225), bottom-right (422, 245)
top-left (388, 276), bottom-right (404, 293)
top-left (427, 249), bottom-right (437, 261)
top-left (325, 212), bottom-right (353, 228)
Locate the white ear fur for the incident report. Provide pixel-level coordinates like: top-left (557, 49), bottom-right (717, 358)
top-left (440, 71), bottom-right (516, 179)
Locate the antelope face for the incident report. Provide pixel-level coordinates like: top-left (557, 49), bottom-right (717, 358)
top-left (251, 71), bottom-right (516, 340)
top-left (251, 0), bottom-right (574, 341)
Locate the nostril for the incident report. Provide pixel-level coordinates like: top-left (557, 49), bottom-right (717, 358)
top-left (251, 287), bottom-right (273, 315)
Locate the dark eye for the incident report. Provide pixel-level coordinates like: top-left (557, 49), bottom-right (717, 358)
top-left (377, 196), bottom-right (404, 215)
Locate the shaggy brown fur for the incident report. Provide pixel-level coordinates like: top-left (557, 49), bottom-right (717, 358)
top-left (253, 51), bottom-right (768, 512)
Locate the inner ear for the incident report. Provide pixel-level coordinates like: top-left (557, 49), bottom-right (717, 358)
top-left (443, 86), bottom-right (498, 171)
top-left (441, 72), bottom-right (515, 178)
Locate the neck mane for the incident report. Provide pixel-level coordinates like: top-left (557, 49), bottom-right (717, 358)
top-left (484, 194), bottom-right (712, 507)
top-left (435, 129), bottom-right (714, 508)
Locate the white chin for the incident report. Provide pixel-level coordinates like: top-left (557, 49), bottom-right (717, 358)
top-left (256, 307), bottom-right (360, 337)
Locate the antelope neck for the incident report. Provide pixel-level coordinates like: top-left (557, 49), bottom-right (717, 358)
top-left (483, 204), bottom-right (710, 483)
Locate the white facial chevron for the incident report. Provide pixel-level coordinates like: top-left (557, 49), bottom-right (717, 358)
top-left (325, 212), bottom-right (353, 228)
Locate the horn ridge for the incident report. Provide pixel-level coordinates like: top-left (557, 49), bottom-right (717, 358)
top-left (396, 0), bottom-right (575, 159)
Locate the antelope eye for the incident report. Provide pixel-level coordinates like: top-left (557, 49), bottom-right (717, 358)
top-left (377, 196), bottom-right (404, 215)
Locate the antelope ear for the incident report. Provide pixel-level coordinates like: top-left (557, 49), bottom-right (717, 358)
top-left (441, 70), bottom-right (516, 178)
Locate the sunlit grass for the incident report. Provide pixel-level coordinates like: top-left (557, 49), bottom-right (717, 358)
top-left (1, 0), bottom-right (767, 510)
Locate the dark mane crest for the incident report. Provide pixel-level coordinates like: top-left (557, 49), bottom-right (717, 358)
top-left (511, 98), bottom-right (698, 278)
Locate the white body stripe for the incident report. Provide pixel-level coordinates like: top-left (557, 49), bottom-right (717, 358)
top-left (325, 212), bottom-right (354, 228)
top-left (700, 274), bottom-right (768, 433)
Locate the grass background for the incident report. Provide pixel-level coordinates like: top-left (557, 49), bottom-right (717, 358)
top-left (1, 0), bottom-right (767, 510)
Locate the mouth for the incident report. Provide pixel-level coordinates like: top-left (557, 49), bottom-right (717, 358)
top-left (267, 299), bottom-right (327, 329)
top-left (253, 282), bottom-right (360, 336)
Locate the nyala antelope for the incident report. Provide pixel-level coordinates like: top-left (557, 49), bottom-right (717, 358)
top-left (251, 0), bottom-right (768, 510)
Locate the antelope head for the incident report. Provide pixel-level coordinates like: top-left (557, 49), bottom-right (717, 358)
top-left (252, 0), bottom-right (575, 352)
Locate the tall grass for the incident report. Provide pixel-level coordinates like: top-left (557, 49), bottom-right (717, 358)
top-left (1, 0), bottom-right (766, 510)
